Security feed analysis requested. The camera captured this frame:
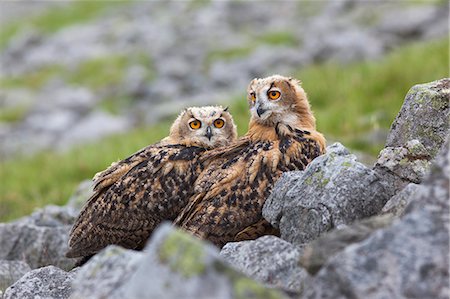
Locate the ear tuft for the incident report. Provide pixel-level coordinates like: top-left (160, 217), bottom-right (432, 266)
top-left (183, 107), bottom-right (194, 117)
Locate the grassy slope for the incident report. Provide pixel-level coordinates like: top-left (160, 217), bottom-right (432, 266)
top-left (0, 38), bottom-right (448, 222)
top-left (0, 1), bottom-right (129, 49)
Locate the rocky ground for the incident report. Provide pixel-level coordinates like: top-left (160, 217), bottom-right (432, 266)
top-left (0, 0), bottom-right (448, 158)
top-left (0, 78), bottom-right (448, 298)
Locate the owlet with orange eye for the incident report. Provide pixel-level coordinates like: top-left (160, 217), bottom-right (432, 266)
top-left (67, 106), bottom-right (237, 265)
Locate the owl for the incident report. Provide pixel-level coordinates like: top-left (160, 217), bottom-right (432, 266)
top-left (66, 106), bottom-right (237, 261)
top-left (175, 75), bottom-right (326, 247)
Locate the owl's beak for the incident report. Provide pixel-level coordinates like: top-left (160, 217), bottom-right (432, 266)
top-left (205, 126), bottom-right (213, 140)
top-left (256, 105), bottom-right (267, 118)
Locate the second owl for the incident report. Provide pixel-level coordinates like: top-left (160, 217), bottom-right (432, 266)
top-left (66, 106), bottom-right (237, 262)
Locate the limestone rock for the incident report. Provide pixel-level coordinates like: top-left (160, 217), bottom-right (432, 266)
top-left (374, 78), bottom-right (449, 196)
top-left (66, 180), bottom-right (94, 211)
top-left (385, 78), bottom-right (449, 156)
top-left (0, 209), bottom-right (76, 270)
top-left (56, 110), bottom-right (131, 151)
top-left (299, 214), bottom-right (393, 275)
top-left (374, 139), bottom-right (433, 196)
top-left (71, 223), bottom-right (287, 299)
top-left (264, 143), bottom-right (390, 245)
top-left (302, 139), bottom-right (449, 299)
top-left (0, 260), bottom-right (31, 292)
top-left (3, 266), bottom-right (77, 299)
top-left (220, 235), bottom-right (307, 293)
top-left (70, 246), bottom-right (143, 299)
top-left (17, 205), bottom-right (78, 227)
top-left (261, 171), bottom-right (305, 228)
top-left (381, 183), bottom-right (421, 217)
top-left (123, 224), bottom-right (286, 299)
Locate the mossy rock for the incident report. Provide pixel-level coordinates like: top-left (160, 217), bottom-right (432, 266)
top-left (386, 78), bottom-right (449, 157)
top-left (158, 229), bottom-right (206, 278)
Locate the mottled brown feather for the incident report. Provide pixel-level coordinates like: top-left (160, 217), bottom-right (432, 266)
top-left (174, 75), bottom-right (326, 247)
top-left (92, 142), bottom-right (163, 192)
top-left (67, 144), bottom-right (206, 258)
top-left (175, 126), bottom-right (323, 247)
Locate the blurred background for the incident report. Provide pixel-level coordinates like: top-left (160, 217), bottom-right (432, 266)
top-left (0, 0), bottom-right (448, 221)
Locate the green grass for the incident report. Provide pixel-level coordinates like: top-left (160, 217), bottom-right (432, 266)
top-left (1, 54), bottom-right (153, 90)
top-left (256, 31), bottom-right (298, 47)
top-left (0, 38), bottom-right (448, 222)
top-left (207, 47), bottom-right (254, 63)
top-left (206, 31), bottom-right (298, 64)
top-left (0, 1), bottom-right (129, 49)
top-left (0, 106), bottom-right (30, 123)
top-left (0, 66), bottom-right (64, 90)
top-left (67, 56), bottom-right (130, 89)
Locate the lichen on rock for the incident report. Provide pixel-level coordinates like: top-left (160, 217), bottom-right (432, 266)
top-left (264, 142), bottom-right (390, 245)
top-left (158, 228), bottom-right (206, 278)
top-left (374, 78), bottom-right (449, 196)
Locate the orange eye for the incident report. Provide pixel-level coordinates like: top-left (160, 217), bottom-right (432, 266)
top-left (268, 90), bottom-right (281, 100)
top-left (250, 92), bottom-right (256, 102)
top-left (213, 119), bottom-right (225, 128)
top-left (189, 120), bottom-right (201, 130)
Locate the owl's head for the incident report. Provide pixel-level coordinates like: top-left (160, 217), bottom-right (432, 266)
top-left (247, 75), bottom-right (316, 131)
top-left (166, 106), bottom-right (237, 149)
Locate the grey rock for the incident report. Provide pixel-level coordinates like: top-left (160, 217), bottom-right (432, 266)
top-left (3, 266), bottom-right (77, 299)
top-left (262, 171), bottom-right (306, 228)
top-left (299, 214), bottom-right (393, 275)
top-left (385, 78), bottom-right (449, 157)
top-left (56, 110), bottom-right (130, 151)
top-left (123, 64), bottom-right (151, 98)
top-left (70, 246), bottom-right (144, 299)
top-left (0, 213), bottom-right (75, 270)
top-left (16, 205), bottom-right (78, 227)
top-left (306, 27), bottom-right (384, 63)
top-left (374, 139), bottom-right (432, 195)
top-left (0, 85), bottom-right (98, 159)
top-left (377, 5), bottom-right (446, 41)
top-left (220, 235), bottom-right (307, 293)
top-left (66, 180), bottom-right (94, 211)
top-left (24, 109), bottom-right (79, 133)
top-left (381, 183), bottom-right (421, 217)
top-left (406, 137), bottom-right (449, 217)
top-left (123, 224), bottom-right (287, 299)
top-left (0, 2), bottom-right (68, 26)
top-left (71, 223), bottom-right (287, 299)
top-left (38, 85), bottom-right (97, 112)
top-left (264, 143), bottom-right (390, 245)
top-left (0, 260), bottom-right (31, 292)
top-left (374, 78), bottom-right (449, 196)
top-left (422, 7), bottom-right (450, 40)
top-left (302, 139), bottom-right (449, 299)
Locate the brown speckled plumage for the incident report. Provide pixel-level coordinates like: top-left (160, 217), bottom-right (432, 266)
top-left (66, 106), bottom-right (237, 259)
top-left (175, 75), bottom-right (326, 247)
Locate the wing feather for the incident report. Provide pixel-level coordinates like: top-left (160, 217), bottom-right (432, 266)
top-left (92, 143), bottom-right (163, 192)
top-left (177, 133), bottom-right (323, 247)
top-left (67, 144), bottom-right (205, 258)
